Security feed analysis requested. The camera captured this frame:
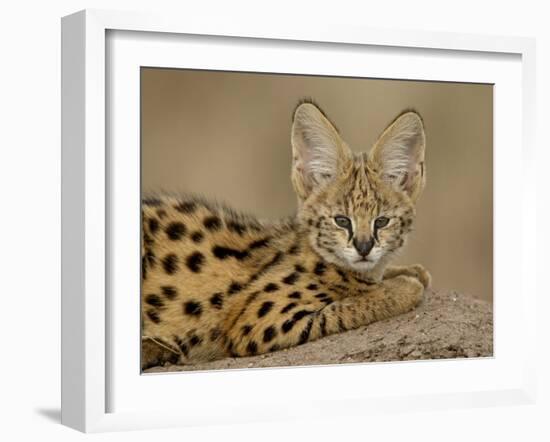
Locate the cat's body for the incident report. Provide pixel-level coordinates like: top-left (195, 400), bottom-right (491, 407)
top-left (141, 101), bottom-right (430, 369)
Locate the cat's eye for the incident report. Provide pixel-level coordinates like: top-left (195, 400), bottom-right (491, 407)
top-left (374, 216), bottom-right (390, 229)
top-left (334, 215), bottom-right (351, 229)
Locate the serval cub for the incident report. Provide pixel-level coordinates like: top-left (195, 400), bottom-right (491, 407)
top-left (141, 100), bottom-right (430, 369)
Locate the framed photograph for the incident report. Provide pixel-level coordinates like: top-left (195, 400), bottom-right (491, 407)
top-left (61, 9), bottom-right (537, 432)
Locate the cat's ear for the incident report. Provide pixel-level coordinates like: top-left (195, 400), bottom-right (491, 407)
top-left (368, 111), bottom-right (426, 203)
top-left (291, 101), bottom-right (352, 203)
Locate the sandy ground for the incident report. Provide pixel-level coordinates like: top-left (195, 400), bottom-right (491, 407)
top-left (144, 289), bottom-right (493, 373)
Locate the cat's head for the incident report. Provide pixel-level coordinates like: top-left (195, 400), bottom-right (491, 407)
top-left (291, 100), bottom-right (426, 274)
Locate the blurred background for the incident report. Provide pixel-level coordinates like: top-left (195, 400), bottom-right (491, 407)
top-left (141, 68), bottom-right (493, 302)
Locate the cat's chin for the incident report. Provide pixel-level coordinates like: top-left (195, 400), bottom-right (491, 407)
top-left (348, 260), bottom-right (377, 272)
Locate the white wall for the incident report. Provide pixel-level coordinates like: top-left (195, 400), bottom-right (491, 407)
top-left (0, 0), bottom-right (548, 440)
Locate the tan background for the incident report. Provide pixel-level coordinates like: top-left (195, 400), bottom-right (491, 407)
top-left (141, 68), bottom-right (493, 302)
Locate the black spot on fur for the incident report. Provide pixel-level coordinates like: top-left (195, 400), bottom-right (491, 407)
top-left (145, 250), bottom-right (155, 267)
top-left (269, 252), bottom-right (284, 267)
top-left (189, 334), bottom-right (202, 347)
top-left (281, 310), bottom-right (313, 334)
top-left (269, 344), bottom-right (280, 352)
top-left (148, 218), bottom-right (159, 234)
top-left (179, 342), bottom-right (189, 356)
top-left (209, 293), bottom-right (224, 309)
top-left (294, 264), bottom-right (306, 273)
top-left (320, 314), bottom-right (327, 336)
top-left (156, 209), bottom-right (167, 219)
top-left (288, 291), bottom-right (302, 299)
top-left (258, 301), bottom-right (274, 318)
top-left (166, 222), bottom-right (186, 240)
top-left (184, 300), bottom-right (202, 316)
top-left (143, 232), bottom-right (154, 246)
top-left (186, 252), bottom-right (205, 273)
top-left (145, 294), bottom-right (164, 308)
top-left (246, 341), bottom-right (258, 355)
top-left (227, 221), bottom-right (247, 236)
top-left (314, 261), bottom-right (326, 276)
top-left (175, 201), bottom-right (197, 213)
top-left (162, 254), bottom-right (179, 274)
top-left (203, 216), bottom-right (222, 231)
top-left (212, 245), bottom-right (249, 260)
top-left (264, 283), bottom-right (279, 293)
top-left (248, 252), bottom-right (283, 284)
top-left (338, 317), bottom-right (346, 332)
top-left (146, 310), bottom-right (160, 324)
top-left (336, 269), bottom-right (349, 282)
top-left (315, 293), bottom-right (329, 299)
top-left (288, 244), bottom-right (300, 255)
top-left (293, 309), bottom-right (314, 321)
top-left (248, 237), bottom-right (270, 249)
top-left (307, 283), bottom-right (319, 291)
top-left (209, 328), bottom-right (221, 342)
top-left (174, 336), bottom-right (189, 356)
top-left (330, 283), bottom-right (348, 294)
top-left (248, 273), bottom-right (260, 284)
top-left (226, 340), bottom-right (234, 355)
top-left (281, 302), bottom-right (297, 314)
top-left (227, 281), bottom-right (243, 295)
top-left (298, 318), bottom-right (314, 344)
top-left (244, 291), bottom-right (260, 306)
top-left (263, 326), bottom-right (277, 343)
top-left (282, 319), bottom-right (295, 333)
top-left (191, 231), bottom-right (204, 243)
top-left (143, 197), bottom-right (162, 206)
top-left (242, 325), bottom-right (253, 336)
top-left (161, 286), bottom-right (177, 300)
top-left (282, 272), bottom-right (300, 285)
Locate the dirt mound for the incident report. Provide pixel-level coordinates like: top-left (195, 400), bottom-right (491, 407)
top-left (145, 289), bottom-right (493, 373)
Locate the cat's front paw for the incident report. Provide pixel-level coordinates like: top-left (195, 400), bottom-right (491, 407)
top-left (406, 264), bottom-right (432, 289)
top-left (383, 264), bottom-right (432, 289)
top-left (383, 275), bottom-right (424, 312)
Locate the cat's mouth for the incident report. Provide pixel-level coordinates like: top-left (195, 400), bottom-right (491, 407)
top-left (338, 248), bottom-right (378, 270)
top-left (350, 257), bottom-right (376, 271)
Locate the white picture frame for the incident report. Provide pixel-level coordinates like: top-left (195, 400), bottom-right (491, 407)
top-left (61, 9), bottom-right (537, 433)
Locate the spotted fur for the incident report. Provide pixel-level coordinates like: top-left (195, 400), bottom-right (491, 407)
top-left (141, 101), bottom-right (431, 369)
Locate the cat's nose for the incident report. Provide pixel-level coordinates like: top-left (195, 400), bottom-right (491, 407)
top-left (353, 237), bottom-right (374, 257)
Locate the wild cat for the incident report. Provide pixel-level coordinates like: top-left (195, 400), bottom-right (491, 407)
top-left (141, 100), bottom-right (431, 369)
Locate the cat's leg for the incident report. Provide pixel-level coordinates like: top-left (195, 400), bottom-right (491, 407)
top-left (383, 264), bottom-right (431, 289)
top-left (227, 275), bottom-right (424, 357)
top-left (305, 275), bottom-right (424, 342)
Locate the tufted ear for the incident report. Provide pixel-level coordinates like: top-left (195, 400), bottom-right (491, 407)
top-left (291, 101), bottom-right (353, 205)
top-left (368, 111), bottom-right (426, 203)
